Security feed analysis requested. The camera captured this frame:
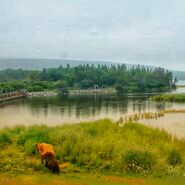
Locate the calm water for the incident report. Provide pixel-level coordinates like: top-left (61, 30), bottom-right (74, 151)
top-left (0, 88), bottom-right (185, 129)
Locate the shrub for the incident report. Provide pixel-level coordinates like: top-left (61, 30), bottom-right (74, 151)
top-left (167, 149), bottom-right (182, 166)
top-left (123, 150), bottom-right (155, 173)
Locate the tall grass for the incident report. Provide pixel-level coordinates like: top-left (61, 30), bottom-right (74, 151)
top-left (123, 150), bottom-right (155, 173)
top-left (17, 125), bottom-right (51, 154)
top-left (119, 109), bottom-right (185, 125)
top-left (119, 111), bottom-right (165, 124)
top-left (1, 119), bottom-right (185, 176)
top-left (0, 132), bottom-right (12, 147)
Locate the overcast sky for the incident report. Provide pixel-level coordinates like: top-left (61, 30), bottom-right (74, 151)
top-left (0, 0), bottom-right (185, 70)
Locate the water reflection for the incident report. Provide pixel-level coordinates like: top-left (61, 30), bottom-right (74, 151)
top-left (0, 91), bottom-right (185, 128)
top-left (0, 89), bottom-right (185, 127)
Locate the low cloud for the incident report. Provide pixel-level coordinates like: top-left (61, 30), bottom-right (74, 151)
top-left (0, 0), bottom-right (185, 70)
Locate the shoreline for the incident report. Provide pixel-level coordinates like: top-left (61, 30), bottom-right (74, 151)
top-left (69, 88), bottom-right (116, 95)
top-left (27, 91), bottom-right (58, 97)
top-left (27, 88), bottom-right (116, 97)
top-left (26, 86), bottom-right (178, 97)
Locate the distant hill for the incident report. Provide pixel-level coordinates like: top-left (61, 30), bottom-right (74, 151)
top-left (0, 58), bottom-right (151, 70)
top-left (0, 58), bottom-right (185, 80)
top-left (0, 58), bottom-right (126, 70)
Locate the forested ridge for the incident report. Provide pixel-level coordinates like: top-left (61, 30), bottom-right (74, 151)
top-left (0, 64), bottom-right (176, 92)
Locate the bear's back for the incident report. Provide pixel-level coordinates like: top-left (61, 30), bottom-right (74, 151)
top-left (37, 143), bottom-right (55, 156)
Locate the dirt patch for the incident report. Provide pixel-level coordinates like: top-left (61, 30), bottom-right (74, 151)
top-left (103, 175), bottom-right (145, 184)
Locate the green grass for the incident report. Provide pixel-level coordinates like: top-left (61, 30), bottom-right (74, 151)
top-left (1, 119), bottom-right (185, 184)
top-left (0, 132), bottom-right (12, 147)
top-left (151, 93), bottom-right (185, 102)
top-left (1, 173), bottom-right (185, 185)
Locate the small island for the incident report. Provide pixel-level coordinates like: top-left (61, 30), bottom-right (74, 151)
top-left (152, 93), bottom-right (185, 102)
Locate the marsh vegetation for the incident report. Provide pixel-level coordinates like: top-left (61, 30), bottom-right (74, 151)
top-left (152, 94), bottom-right (185, 102)
top-left (1, 119), bottom-right (185, 178)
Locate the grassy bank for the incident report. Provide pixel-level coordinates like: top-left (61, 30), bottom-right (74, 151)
top-left (1, 119), bottom-right (185, 184)
top-left (151, 93), bottom-right (185, 102)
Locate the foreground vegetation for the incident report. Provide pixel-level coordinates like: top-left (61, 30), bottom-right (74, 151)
top-left (1, 173), bottom-right (185, 185)
top-left (1, 119), bottom-right (185, 185)
top-left (152, 93), bottom-right (185, 102)
top-left (0, 64), bottom-right (176, 93)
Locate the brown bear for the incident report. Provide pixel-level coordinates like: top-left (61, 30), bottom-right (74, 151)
top-left (35, 143), bottom-right (55, 165)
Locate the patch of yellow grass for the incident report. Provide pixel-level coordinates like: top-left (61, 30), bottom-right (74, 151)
top-left (59, 162), bottom-right (71, 169)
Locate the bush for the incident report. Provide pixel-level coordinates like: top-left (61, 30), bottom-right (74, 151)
top-left (116, 85), bottom-right (128, 93)
top-left (123, 150), bottom-right (155, 173)
top-left (167, 149), bottom-right (182, 166)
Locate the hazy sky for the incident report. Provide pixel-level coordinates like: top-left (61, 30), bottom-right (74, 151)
top-left (1, 0), bottom-right (185, 70)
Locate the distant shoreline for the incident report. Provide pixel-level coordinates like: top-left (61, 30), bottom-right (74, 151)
top-left (26, 88), bottom-right (116, 97)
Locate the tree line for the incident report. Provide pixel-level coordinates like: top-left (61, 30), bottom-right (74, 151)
top-left (0, 64), bottom-right (176, 93)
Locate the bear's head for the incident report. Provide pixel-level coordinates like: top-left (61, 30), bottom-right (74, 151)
top-left (35, 143), bottom-right (40, 153)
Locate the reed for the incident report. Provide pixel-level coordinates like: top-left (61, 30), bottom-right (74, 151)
top-left (119, 109), bottom-right (185, 125)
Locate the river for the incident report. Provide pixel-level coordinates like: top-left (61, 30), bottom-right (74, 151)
top-left (0, 87), bottom-right (185, 131)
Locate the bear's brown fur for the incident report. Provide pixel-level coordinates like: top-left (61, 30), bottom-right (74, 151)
top-left (35, 143), bottom-right (60, 174)
top-left (45, 157), bottom-right (60, 174)
top-left (35, 143), bottom-right (55, 164)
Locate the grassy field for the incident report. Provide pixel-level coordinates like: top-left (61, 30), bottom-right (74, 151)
top-left (151, 93), bottom-right (185, 102)
top-left (1, 173), bottom-right (185, 185)
top-left (1, 119), bottom-right (185, 184)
